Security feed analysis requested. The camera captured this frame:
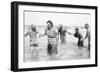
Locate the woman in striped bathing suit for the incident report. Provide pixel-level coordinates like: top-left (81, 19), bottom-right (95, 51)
top-left (39, 20), bottom-right (58, 56)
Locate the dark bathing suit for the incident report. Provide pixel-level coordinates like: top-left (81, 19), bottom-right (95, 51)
top-left (74, 32), bottom-right (84, 47)
top-left (58, 28), bottom-right (66, 43)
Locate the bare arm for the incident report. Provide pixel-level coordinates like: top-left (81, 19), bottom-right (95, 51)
top-left (39, 33), bottom-right (46, 38)
top-left (25, 32), bottom-right (29, 37)
top-left (25, 26), bottom-right (31, 37)
top-left (85, 33), bottom-right (88, 39)
top-left (39, 29), bottom-right (47, 38)
top-left (66, 31), bottom-right (74, 35)
top-left (83, 31), bottom-right (88, 40)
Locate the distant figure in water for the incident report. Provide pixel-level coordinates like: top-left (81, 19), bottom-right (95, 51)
top-left (83, 23), bottom-right (90, 57)
top-left (66, 27), bottom-right (84, 48)
top-left (58, 24), bottom-right (67, 44)
top-left (39, 20), bottom-right (58, 58)
top-left (25, 24), bottom-right (39, 61)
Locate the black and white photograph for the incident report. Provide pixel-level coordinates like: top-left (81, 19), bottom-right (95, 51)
top-left (24, 11), bottom-right (91, 62)
top-left (11, 1), bottom-right (97, 71)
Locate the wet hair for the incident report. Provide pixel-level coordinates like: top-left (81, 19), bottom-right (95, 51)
top-left (85, 23), bottom-right (89, 26)
top-left (31, 24), bottom-right (36, 31)
top-left (85, 23), bottom-right (89, 29)
top-left (75, 27), bottom-right (79, 31)
top-left (85, 23), bottom-right (89, 27)
top-left (59, 24), bottom-right (63, 28)
top-left (47, 20), bottom-right (53, 27)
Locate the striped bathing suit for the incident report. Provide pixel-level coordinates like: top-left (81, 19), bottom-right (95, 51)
top-left (45, 27), bottom-right (58, 55)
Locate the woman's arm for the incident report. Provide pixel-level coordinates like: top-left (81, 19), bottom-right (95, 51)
top-left (39, 29), bottom-right (47, 38)
top-left (39, 33), bottom-right (46, 38)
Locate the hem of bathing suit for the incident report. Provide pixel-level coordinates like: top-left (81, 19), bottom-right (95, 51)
top-left (30, 44), bottom-right (38, 47)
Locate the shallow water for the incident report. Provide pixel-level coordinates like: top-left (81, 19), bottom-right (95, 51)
top-left (24, 26), bottom-right (89, 62)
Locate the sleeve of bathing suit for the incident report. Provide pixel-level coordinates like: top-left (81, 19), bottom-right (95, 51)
top-left (52, 27), bottom-right (58, 34)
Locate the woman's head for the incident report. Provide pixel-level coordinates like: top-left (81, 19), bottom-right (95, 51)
top-left (47, 20), bottom-right (53, 29)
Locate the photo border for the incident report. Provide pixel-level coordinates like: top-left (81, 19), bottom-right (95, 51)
top-left (11, 1), bottom-right (98, 72)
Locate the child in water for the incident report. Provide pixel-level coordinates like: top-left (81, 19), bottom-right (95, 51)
top-left (25, 24), bottom-right (39, 61)
top-left (58, 24), bottom-right (67, 44)
top-left (66, 27), bottom-right (84, 48)
top-left (83, 23), bottom-right (90, 58)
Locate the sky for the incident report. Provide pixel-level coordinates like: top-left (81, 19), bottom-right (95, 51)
top-left (24, 11), bottom-right (91, 27)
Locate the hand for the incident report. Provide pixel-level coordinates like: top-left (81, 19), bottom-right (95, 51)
top-left (80, 38), bottom-right (84, 41)
top-left (39, 34), bottom-right (44, 38)
top-left (39, 35), bottom-right (41, 38)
